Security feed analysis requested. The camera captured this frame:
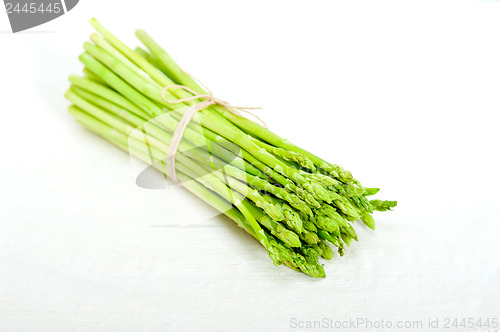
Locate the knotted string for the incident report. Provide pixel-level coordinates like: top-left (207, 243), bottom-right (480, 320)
top-left (161, 84), bottom-right (265, 183)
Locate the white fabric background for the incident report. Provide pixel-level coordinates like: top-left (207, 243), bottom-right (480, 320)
top-left (1, 1), bottom-right (499, 331)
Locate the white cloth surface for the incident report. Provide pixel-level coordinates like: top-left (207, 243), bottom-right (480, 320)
top-left (1, 1), bottom-right (499, 331)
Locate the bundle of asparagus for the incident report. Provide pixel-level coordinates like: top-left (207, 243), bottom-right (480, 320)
top-left (65, 19), bottom-right (397, 278)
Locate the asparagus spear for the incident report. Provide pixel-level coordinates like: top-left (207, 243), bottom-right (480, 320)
top-left (65, 19), bottom-right (397, 277)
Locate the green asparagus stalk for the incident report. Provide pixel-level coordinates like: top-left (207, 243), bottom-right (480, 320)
top-left (65, 19), bottom-right (397, 278)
